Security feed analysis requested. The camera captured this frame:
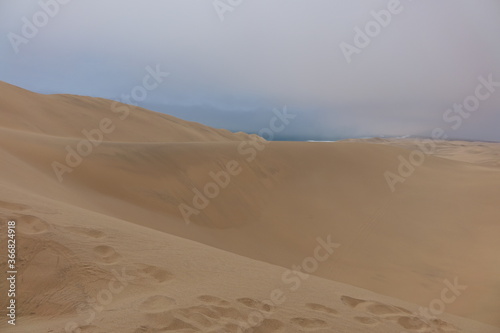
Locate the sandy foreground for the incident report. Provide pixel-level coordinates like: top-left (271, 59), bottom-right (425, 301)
top-left (0, 81), bottom-right (499, 333)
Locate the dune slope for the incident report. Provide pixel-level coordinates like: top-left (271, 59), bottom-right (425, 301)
top-left (0, 81), bottom-right (499, 332)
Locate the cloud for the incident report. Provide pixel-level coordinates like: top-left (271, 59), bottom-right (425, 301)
top-left (1, 0), bottom-right (499, 141)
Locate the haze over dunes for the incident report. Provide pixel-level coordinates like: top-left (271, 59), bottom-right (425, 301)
top-left (0, 81), bottom-right (257, 143)
top-left (0, 82), bottom-right (499, 333)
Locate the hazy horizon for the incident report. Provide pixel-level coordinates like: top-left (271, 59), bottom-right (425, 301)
top-left (2, 0), bottom-right (499, 141)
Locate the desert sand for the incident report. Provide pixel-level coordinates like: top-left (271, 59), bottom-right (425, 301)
top-left (0, 81), bottom-right (499, 332)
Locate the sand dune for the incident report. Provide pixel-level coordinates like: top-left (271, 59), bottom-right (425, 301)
top-left (0, 81), bottom-right (499, 332)
top-left (343, 137), bottom-right (500, 167)
top-left (0, 188), bottom-right (497, 333)
top-left (0, 81), bottom-right (257, 143)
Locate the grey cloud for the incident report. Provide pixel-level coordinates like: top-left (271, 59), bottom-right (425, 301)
top-left (1, 0), bottom-right (499, 141)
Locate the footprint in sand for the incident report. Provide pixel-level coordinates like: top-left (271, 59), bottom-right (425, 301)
top-left (340, 295), bottom-right (460, 332)
top-left (305, 303), bottom-right (338, 316)
top-left (174, 303), bottom-right (245, 329)
top-left (133, 325), bottom-right (151, 333)
top-left (250, 319), bottom-right (285, 333)
top-left (395, 316), bottom-right (431, 331)
top-left (354, 316), bottom-right (380, 326)
top-left (134, 323), bottom-right (196, 333)
top-left (340, 295), bottom-right (367, 308)
top-left (138, 295), bottom-right (176, 314)
top-left (142, 306), bottom-right (217, 332)
top-left (176, 304), bottom-right (221, 321)
top-left (206, 318), bottom-right (284, 333)
top-left (237, 297), bottom-right (274, 313)
top-left (142, 298), bottom-right (283, 333)
top-left (92, 245), bottom-right (121, 264)
top-left (366, 302), bottom-right (411, 316)
top-left (178, 309), bottom-right (214, 329)
top-left (290, 317), bottom-right (328, 330)
top-left (208, 304), bottom-right (243, 321)
top-left (132, 263), bottom-right (173, 284)
top-left (198, 295), bottom-right (231, 306)
top-left (65, 226), bottom-right (105, 239)
top-left (340, 295), bottom-right (411, 316)
top-left (429, 318), bottom-right (459, 332)
top-left (161, 318), bottom-right (198, 331)
top-left (76, 325), bottom-right (107, 333)
top-left (217, 322), bottom-right (242, 333)
top-left (134, 324), bottom-right (156, 332)
top-left (16, 215), bottom-right (50, 234)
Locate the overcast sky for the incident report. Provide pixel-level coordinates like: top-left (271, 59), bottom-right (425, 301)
top-left (1, 0), bottom-right (499, 141)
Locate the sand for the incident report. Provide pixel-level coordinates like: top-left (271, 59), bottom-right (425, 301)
top-left (0, 81), bottom-right (499, 332)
